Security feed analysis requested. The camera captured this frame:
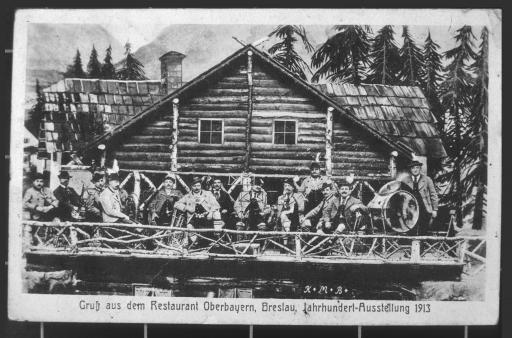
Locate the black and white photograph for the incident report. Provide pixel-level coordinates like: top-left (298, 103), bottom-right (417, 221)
top-left (8, 9), bottom-right (501, 325)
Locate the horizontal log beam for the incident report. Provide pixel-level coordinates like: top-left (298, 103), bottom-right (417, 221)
top-left (251, 143), bottom-right (325, 151)
top-left (252, 111), bottom-right (325, 119)
top-left (138, 126), bottom-right (171, 136)
top-left (119, 143), bottom-right (170, 152)
top-left (180, 111), bottom-right (248, 118)
top-left (249, 165), bottom-right (310, 175)
top-left (178, 149), bottom-right (247, 157)
top-left (129, 135), bottom-right (172, 143)
top-left (206, 88), bottom-right (248, 95)
top-left (117, 160), bottom-right (172, 171)
top-left (253, 103), bottom-right (320, 111)
top-left (179, 156), bottom-right (245, 164)
top-left (252, 96), bottom-right (312, 104)
top-left (178, 164), bottom-right (244, 172)
top-left (250, 158), bottom-right (310, 167)
top-left (114, 151), bottom-right (171, 161)
top-left (181, 103), bottom-right (248, 111)
top-left (251, 150), bottom-right (318, 159)
top-left (188, 96), bottom-right (249, 104)
top-left (179, 141), bottom-right (246, 149)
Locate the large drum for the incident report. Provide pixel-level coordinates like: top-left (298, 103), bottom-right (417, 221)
top-left (367, 181), bottom-right (420, 233)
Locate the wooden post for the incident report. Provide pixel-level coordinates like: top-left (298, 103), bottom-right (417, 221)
top-left (98, 144), bottom-right (106, 168)
top-left (325, 107), bottom-right (334, 176)
top-left (295, 234), bottom-right (302, 260)
top-left (390, 151), bottom-right (398, 178)
top-left (244, 50), bottom-right (254, 171)
top-left (411, 239), bottom-right (421, 262)
top-left (171, 98), bottom-right (180, 172)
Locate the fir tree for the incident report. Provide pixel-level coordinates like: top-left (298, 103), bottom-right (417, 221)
top-left (268, 25), bottom-right (314, 80)
top-left (101, 45), bottom-right (116, 79)
top-left (116, 42), bottom-right (146, 80)
top-left (398, 26), bottom-right (423, 86)
top-left (87, 45), bottom-right (102, 78)
top-left (439, 25), bottom-right (478, 228)
top-left (311, 25), bottom-right (371, 85)
top-left (420, 30), bottom-right (445, 131)
top-left (366, 25), bottom-right (401, 85)
top-left (64, 49), bottom-right (85, 78)
top-left (461, 27), bottom-right (488, 229)
top-left (25, 79), bottom-right (45, 136)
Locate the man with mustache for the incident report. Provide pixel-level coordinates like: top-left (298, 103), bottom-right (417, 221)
top-left (23, 172), bottom-right (59, 221)
top-left (337, 178), bottom-right (367, 232)
top-left (99, 173), bottom-right (132, 223)
top-left (175, 176), bottom-right (222, 230)
top-left (301, 182), bottom-right (343, 234)
top-left (210, 178), bottom-right (235, 229)
top-left (276, 178), bottom-right (305, 233)
top-left (84, 172), bottom-right (105, 222)
top-left (298, 162), bottom-right (333, 214)
top-left (234, 177), bottom-right (270, 231)
top-left (148, 174), bottom-right (183, 225)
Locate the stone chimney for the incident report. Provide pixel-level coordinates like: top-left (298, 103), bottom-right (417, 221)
top-left (159, 51), bottom-right (186, 94)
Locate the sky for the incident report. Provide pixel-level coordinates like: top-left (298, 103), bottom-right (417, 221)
top-left (103, 21), bottom-right (482, 53)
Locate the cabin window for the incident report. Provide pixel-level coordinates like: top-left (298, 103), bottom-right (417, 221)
top-left (199, 119), bottom-right (223, 144)
top-left (273, 120), bottom-right (297, 145)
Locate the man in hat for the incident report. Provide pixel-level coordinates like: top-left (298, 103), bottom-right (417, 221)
top-left (337, 178), bottom-right (368, 232)
top-left (99, 173), bottom-right (132, 223)
top-left (23, 172), bottom-right (59, 221)
top-left (276, 178), bottom-right (305, 232)
top-left (53, 171), bottom-right (81, 221)
top-left (210, 178), bottom-right (235, 229)
top-left (301, 182), bottom-right (342, 234)
top-left (234, 177), bottom-right (270, 231)
top-left (84, 172), bottom-right (105, 222)
top-left (175, 176), bottom-right (222, 230)
top-left (148, 174), bottom-right (183, 225)
top-left (297, 162), bottom-right (335, 214)
top-left (399, 160), bottom-right (439, 234)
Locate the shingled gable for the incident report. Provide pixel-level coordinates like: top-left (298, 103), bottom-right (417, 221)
top-left (39, 78), bottom-right (165, 155)
top-left (84, 45), bottom-right (417, 159)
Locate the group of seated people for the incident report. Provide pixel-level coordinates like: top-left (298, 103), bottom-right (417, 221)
top-left (23, 162), bottom-right (368, 235)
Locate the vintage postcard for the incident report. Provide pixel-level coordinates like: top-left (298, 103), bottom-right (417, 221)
top-left (8, 8), bottom-right (501, 325)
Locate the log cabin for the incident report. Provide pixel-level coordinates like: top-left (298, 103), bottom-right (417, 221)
top-left (39, 44), bottom-right (446, 181)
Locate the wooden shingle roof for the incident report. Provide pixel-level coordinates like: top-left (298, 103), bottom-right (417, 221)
top-left (40, 78), bottom-right (165, 154)
top-left (313, 83), bottom-right (446, 158)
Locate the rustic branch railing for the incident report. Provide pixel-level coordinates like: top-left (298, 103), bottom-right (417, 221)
top-left (22, 221), bottom-right (486, 267)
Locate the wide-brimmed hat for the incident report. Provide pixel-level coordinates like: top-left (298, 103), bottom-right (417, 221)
top-left (107, 173), bottom-right (120, 182)
top-left (32, 172), bottom-right (44, 181)
top-left (408, 160), bottom-right (423, 168)
top-left (338, 177), bottom-right (354, 187)
top-left (191, 176), bottom-right (202, 186)
top-left (91, 172), bottom-right (104, 183)
top-left (283, 178), bottom-right (295, 187)
top-left (58, 171), bottom-right (71, 179)
top-left (310, 162), bottom-right (321, 170)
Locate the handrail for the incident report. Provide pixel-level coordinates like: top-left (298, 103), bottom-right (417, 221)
top-left (21, 220), bottom-right (486, 241)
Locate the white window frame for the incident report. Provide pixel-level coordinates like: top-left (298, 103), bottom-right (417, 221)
top-left (198, 118), bottom-right (224, 144)
top-left (273, 119), bottom-right (298, 145)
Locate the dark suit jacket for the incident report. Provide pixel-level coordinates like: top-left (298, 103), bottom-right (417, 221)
top-left (399, 173), bottom-right (439, 213)
top-left (211, 189), bottom-right (234, 213)
top-left (53, 185), bottom-right (81, 209)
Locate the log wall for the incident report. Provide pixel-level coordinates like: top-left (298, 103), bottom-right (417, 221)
top-left (249, 61), bottom-right (326, 175)
top-left (111, 55), bottom-right (391, 177)
top-left (332, 114), bottom-right (391, 178)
